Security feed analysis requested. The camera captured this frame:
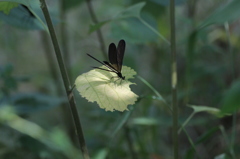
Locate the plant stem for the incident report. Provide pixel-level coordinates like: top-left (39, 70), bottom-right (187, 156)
top-left (111, 106), bottom-right (134, 139)
top-left (60, 1), bottom-right (72, 82)
top-left (219, 126), bottom-right (236, 159)
top-left (85, 0), bottom-right (107, 60)
top-left (224, 22), bottom-right (236, 159)
top-left (40, 31), bottom-right (60, 87)
top-left (39, 0), bottom-right (89, 158)
top-left (138, 74), bottom-right (198, 157)
top-left (170, 0), bottom-right (178, 158)
top-left (138, 17), bottom-right (170, 45)
top-left (182, 128), bottom-right (200, 159)
top-left (178, 112), bottom-right (194, 134)
top-left (137, 75), bottom-right (171, 112)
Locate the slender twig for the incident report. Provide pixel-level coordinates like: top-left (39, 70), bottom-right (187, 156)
top-left (57, 1), bottom-right (77, 144)
top-left (137, 75), bottom-right (171, 112)
top-left (139, 71), bottom-right (203, 158)
top-left (85, 0), bottom-right (107, 60)
top-left (60, 1), bottom-right (72, 82)
top-left (224, 22), bottom-right (236, 79)
top-left (138, 18), bottom-right (170, 45)
top-left (182, 128), bottom-right (200, 159)
top-left (219, 126), bottom-right (236, 159)
top-left (170, 0), bottom-right (178, 158)
top-left (40, 31), bottom-right (60, 87)
top-left (178, 112), bottom-right (194, 134)
top-left (39, 0), bottom-right (89, 158)
top-left (41, 29), bottom-right (76, 146)
top-left (224, 22), bottom-right (236, 159)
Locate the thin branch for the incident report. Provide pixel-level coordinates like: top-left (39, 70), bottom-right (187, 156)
top-left (39, 0), bottom-right (90, 158)
top-left (138, 18), bottom-right (170, 45)
top-left (60, 1), bottom-right (72, 82)
top-left (86, 0), bottom-right (107, 59)
top-left (170, 0), bottom-right (179, 158)
top-left (224, 22), bottom-right (237, 159)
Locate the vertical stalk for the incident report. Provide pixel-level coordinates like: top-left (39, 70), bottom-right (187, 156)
top-left (224, 22), bottom-right (236, 159)
top-left (40, 31), bottom-right (60, 88)
top-left (39, 0), bottom-right (89, 158)
top-left (60, 0), bottom-right (72, 82)
top-left (59, 0), bottom-right (77, 145)
top-left (170, 0), bottom-right (179, 158)
top-left (85, 0), bottom-right (107, 60)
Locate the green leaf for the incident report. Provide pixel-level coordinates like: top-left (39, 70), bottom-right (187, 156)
top-left (0, 0), bottom-right (40, 7)
top-left (62, 0), bottom-right (83, 10)
top-left (92, 148), bottom-right (109, 159)
top-left (88, 2), bottom-right (146, 34)
top-left (195, 127), bottom-right (219, 144)
top-left (88, 20), bottom-right (111, 34)
top-left (0, 5), bottom-right (43, 30)
top-left (0, 1), bottom-right (47, 30)
top-left (0, 106), bottom-right (81, 158)
top-left (220, 80), bottom-right (240, 115)
top-left (1, 93), bottom-right (65, 114)
top-left (75, 66), bottom-right (138, 112)
top-left (214, 154), bottom-right (228, 159)
top-left (0, 2), bottom-right (18, 14)
top-left (188, 105), bottom-right (220, 116)
top-left (150, 0), bottom-right (186, 6)
top-left (198, 0), bottom-right (240, 29)
top-left (111, 18), bottom-right (158, 43)
top-left (115, 2), bottom-right (146, 19)
top-left (130, 117), bottom-right (158, 126)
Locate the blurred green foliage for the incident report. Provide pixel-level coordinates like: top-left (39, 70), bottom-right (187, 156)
top-left (0, 0), bottom-right (240, 158)
top-left (0, 2), bottom-right (18, 14)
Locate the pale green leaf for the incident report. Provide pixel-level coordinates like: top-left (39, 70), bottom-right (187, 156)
top-left (214, 153), bottom-right (226, 159)
top-left (188, 105), bottom-right (220, 115)
top-left (75, 66), bottom-right (138, 112)
top-left (130, 117), bottom-right (158, 126)
top-left (0, 2), bottom-right (18, 14)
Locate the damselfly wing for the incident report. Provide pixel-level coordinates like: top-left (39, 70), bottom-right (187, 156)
top-left (87, 39), bottom-right (126, 80)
